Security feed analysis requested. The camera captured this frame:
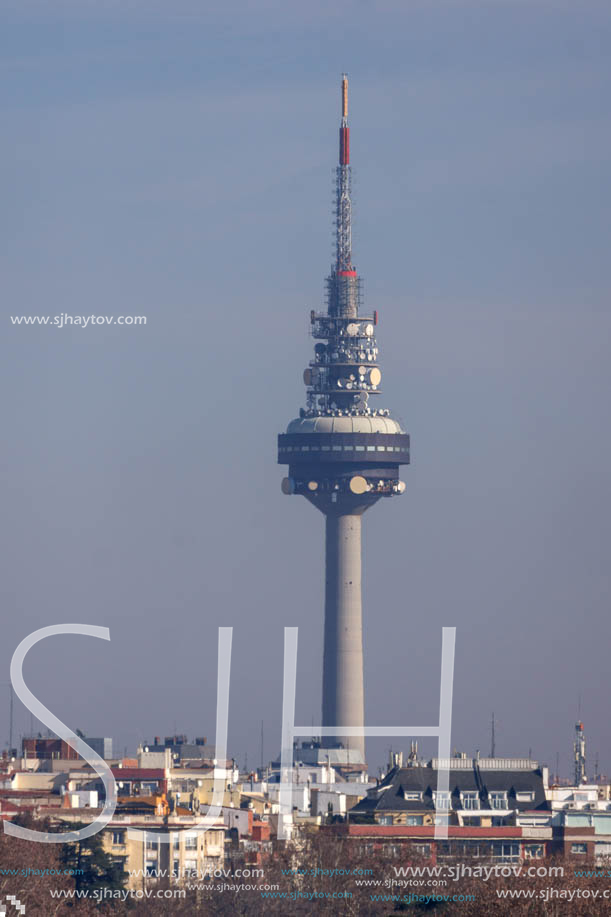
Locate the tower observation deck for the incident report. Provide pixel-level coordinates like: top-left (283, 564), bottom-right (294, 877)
top-left (277, 76), bottom-right (410, 761)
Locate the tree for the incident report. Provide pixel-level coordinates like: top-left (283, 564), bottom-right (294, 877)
top-left (57, 821), bottom-right (126, 903)
top-left (0, 813), bottom-right (97, 916)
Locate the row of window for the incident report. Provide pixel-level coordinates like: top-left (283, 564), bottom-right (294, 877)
top-left (378, 815), bottom-right (425, 826)
top-left (401, 790), bottom-right (533, 805)
top-left (147, 837), bottom-right (199, 850)
top-left (357, 842), bottom-right (544, 861)
top-left (112, 831), bottom-right (200, 849)
top-left (432, 790), bottom-right (519, 810)
top-left (279, 444), bottom-right (408, 453)
top-left (438, 841), bottom-right (522, 861)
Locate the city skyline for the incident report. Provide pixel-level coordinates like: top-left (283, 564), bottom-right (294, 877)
top-left (2, 0), bottom-right (611, 778)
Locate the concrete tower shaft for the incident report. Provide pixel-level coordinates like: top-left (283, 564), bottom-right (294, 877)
top-left (277, 76), bottom-right (409, 764)
top-left (323, 511), bottom-right (365, 756)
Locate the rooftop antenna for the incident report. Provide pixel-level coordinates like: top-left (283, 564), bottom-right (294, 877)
top-left (260, 720), bottom-right (264, 772)
top-left (9, 685), bottom-right (14, 754)
top-left (490, 712), bottom-right (496, 758)
top-left (555, 751), bottom-right (560, 784)
top-left (574, 721), bottom-right (586, 785)
top-left (2, 684), bottom-right (15, 754)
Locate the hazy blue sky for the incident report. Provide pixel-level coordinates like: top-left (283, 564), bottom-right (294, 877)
top-left (2, 0), bottom-right (610, 777)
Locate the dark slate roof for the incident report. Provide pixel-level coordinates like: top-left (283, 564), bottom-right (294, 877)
top-left (351, 765), bottom-right (550, 814)
top-left (478, 769), bottom-right (550, 812)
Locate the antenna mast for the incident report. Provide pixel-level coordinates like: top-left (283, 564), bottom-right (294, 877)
top-left (574, 721), bottom-right (586, 785)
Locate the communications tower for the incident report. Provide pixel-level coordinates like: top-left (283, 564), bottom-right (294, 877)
top-left (278, 76), bottom-right (410, 761)
top-left (574, 722), bottom-right (586, 785)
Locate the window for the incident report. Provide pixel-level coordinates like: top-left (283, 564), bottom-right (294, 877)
top-left (524, 844), bottom-right (544, 859)
top-left (185, 835), bottom-right (198, 850)
top-left (492, 842), bottom-right (520, 862)
top-left (571, 843), bottom-right (587, 855)
top-left (406, 815), bottom-right (423, 826)
top-left (434, 815), bottom-right (450, 826)
top-left (377, 815), bottom-right (393, 825)
top-left (433, 792), bottom-right (451, 810)
top-left (402, 791), bottom-right (422, 801)
top-left (516, 791), bottom-right (535, 803)
top-left (489, 792), bottom-right (508, 810)
top-left (112, 831), bottom-right (124, 846)
top-left (173, 835), bottom-right (180, 850)
top-left (145, 863), bottom-right (158, 876)
top-left (146, 839), bottom-right (158, 851)
top-left (461, 792), bottom-right (480, 810)
top-left (413, 844), bottom-right (431, 857)
top-left (383, 845), bottom-right (401, 858)
top-left (442, 841), bottom-right (484, 859)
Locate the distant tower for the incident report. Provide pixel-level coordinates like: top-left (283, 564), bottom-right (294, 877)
top-left (277, 76), bottom-right (410, 761)
top-left (574, 722), bottom-right (586, 785)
